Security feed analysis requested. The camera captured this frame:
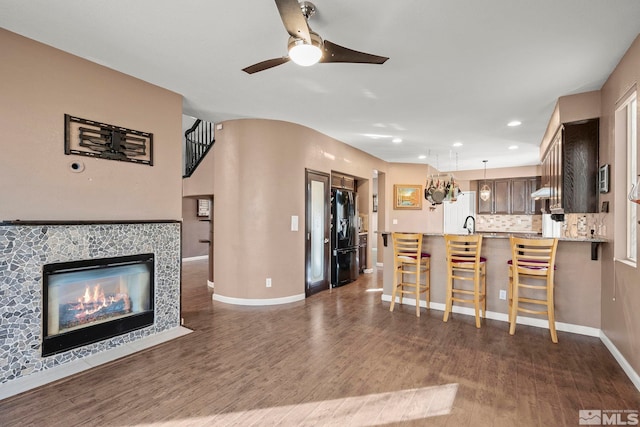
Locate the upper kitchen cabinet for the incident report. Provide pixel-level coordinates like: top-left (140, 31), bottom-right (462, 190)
top-left (477, 177), bottom-right (541, 214)
top-left (331, 173), bottom-right (356, 191)
top-left (511, 178), bottom-right (528, 214)
top-left (511, 177), bottom-right (542, 214)
top-left (494, 179), bottom-right (510, 214)
top-left (542, 118), bottom-right (599, 213)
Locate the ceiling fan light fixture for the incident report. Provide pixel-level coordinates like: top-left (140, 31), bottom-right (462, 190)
top-left (289, 39), bottom-right (322, 66)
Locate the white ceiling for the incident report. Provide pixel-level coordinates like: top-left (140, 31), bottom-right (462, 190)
top-left (1, 1), bottom-right (639, 171)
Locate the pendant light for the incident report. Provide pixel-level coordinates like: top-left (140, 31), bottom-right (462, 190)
top-left (480, 160), bottom-right (491, 201)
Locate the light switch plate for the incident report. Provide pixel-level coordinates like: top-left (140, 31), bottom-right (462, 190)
top-left (291, 215), bottom-right (298, 231)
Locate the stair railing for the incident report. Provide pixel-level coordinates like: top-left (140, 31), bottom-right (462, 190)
top-left (183, 119), bottom-right (215, 178)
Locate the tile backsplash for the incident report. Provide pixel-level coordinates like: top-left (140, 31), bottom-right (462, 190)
top-left (477, 215), bottom-right (542, 233)
top-left (476, 213), bottom-right (607, 237)
top-left (560, 213), bottom-right (606, 238)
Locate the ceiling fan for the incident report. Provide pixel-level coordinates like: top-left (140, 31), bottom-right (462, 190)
top-left (242, 0), bottom-right (389, 74)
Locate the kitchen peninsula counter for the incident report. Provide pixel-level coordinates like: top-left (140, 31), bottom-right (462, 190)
top-left (380, 231), bottom-right (608, 242)
top-left (380, 231), bottom-right (606, 333)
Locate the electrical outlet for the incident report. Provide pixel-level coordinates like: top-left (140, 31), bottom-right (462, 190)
top-left (499, 289), bottom-right (507, 300)
top-left (266, 278), bottom-right (272, 288)
top-left (392, 219), bottom-right (398, 225)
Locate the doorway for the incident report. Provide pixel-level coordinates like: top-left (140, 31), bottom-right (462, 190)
top-left (305, 169), bottom-right (330, 297)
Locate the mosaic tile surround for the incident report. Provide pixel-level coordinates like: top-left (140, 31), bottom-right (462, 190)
top-left (0, 222), bottom-right (181, 385)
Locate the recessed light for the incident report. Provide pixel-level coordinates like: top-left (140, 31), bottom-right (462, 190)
top-left (418, 155), bottom-right (427, 159)
top-left (508, 120), bottom-right (522, 127)
top-left (392, 138), bottom-right (402, 143)
top-left (363, 133), bottom-right (392, 139)
top-left (508, 145), bottom-right (519, 150)
top-left (452, 142), bottom-right (463, 147)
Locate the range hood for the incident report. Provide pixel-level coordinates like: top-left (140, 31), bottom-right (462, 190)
top-left (530, 186), bottom-right (551, 199)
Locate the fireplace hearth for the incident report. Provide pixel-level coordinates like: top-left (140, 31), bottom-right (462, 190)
top-left (42, 253), bottom-right (155, 356)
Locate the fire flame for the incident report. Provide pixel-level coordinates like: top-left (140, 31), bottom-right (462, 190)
top-left (74, 284), bottom-right (129, 319)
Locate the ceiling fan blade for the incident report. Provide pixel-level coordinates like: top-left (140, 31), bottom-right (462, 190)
top-left (242, 57), bottom-right (290, 74)
top-left (275, 0), bottom-right (311, 44)
top-left (320, 40), bottom-right (389, 65)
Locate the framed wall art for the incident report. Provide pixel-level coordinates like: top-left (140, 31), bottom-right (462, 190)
top-left (393, 184), bottom-right (422, 210)
top-left (599, 164), bottom-right (609, 193)
top-left (197, 199), bottom-right (211, 217)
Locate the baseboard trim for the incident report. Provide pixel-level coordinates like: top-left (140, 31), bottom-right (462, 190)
top-left (600, 331), bottom-right (640, 392)
top-left (380, 294), bottom-right (600, 337)
top-left (207, 280), bottom-right (214, 288)
top-left (182, 255), bottom-right (208, 262)
top-left (213, 293), bottom-right (306, 306)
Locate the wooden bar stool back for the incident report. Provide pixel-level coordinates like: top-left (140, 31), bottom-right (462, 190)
top-left (508, 236), bottom-right (559, 343)
top-left (443, 234), bottom-right (486, 328)
top-left (390, 233), bottom-right (431, 317)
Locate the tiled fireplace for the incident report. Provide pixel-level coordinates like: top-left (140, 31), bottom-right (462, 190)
top-left (0, 221), bottom-right (181, 386)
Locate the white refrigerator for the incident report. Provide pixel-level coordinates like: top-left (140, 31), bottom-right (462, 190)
top-left (443, 191), bottom-right (476, 234)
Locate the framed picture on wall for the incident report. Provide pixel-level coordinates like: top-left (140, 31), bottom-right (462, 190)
top-left (599, 164), bottom-right (609, 193)
top-left (393, 184), bottom-right (422, 210)
top-left (197, 199), bottom-right (210, 217)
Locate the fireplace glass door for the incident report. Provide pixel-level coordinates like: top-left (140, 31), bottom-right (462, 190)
top-left (42, 253), bottom-right (154, 356)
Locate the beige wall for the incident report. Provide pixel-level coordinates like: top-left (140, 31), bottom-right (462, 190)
top-left (451, 165), bottom-right (541, 182)
top-left (0, 29), bottom-right (183, 221)
top-left (385, 163), bottom-right (444, 234)
top-left (184, 118), bottom-right (387, 300)
top-left (599, 34), bottom-right (640, 375)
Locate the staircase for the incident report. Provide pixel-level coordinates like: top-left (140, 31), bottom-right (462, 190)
top-left (183, 119), bottom-right (215, 178)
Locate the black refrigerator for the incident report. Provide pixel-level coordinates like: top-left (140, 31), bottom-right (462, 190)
top-left (331, 188), bottom-right (359, 287)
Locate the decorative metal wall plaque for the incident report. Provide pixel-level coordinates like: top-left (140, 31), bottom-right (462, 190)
top-left (65, 114), bottom-right (153, 166)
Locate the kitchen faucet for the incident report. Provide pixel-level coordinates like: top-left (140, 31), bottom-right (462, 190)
top-left (463, 215), bottom-right (475, 235)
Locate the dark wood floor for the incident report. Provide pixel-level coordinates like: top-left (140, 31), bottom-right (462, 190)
top-left (1, 259), bottom-right (638, 426)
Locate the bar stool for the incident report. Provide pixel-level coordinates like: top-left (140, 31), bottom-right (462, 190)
top-left (443, 234), bottom-right (486, 328)
top-left (390, 233), bottom-right (431, 317)
top-left (508, 236), bottom-right (559, 343)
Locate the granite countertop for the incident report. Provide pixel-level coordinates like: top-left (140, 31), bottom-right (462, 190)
top-left (379, 231), bottom-right (608, 243)
top-left (477, 232), bottom-right (607, 243)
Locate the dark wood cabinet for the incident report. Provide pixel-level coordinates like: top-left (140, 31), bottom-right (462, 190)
top-left (542, 119), bottom-right (599, 213)
top-left (331, 173), bottom-right (356, 190)
top-left (494, 179), bottom-right (510, 214)
top-left (511, 177), bottom-right (541, 214)
top-left (477, 176), bottom-right (541, 214)
top-left (510, 178), bottom-right (528, 214)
